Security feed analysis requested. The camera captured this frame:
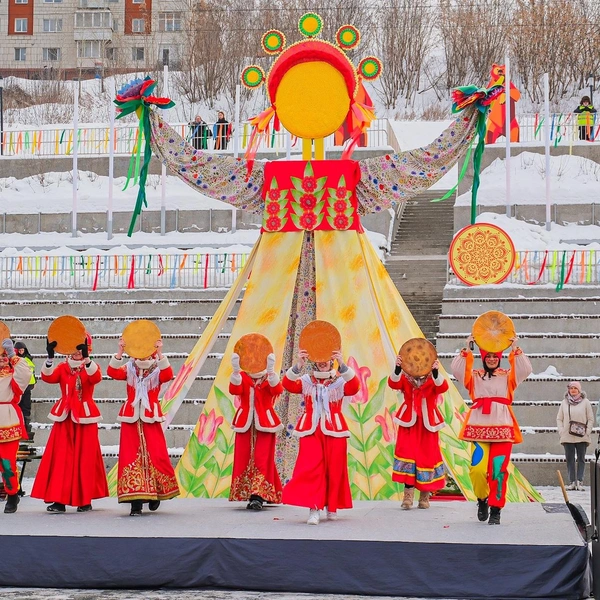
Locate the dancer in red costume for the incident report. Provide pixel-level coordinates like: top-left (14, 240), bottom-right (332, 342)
top-left (388, 356), bottom-right (448, 510)
top-left (229, 351), bottom-right (283, 510)
top-left (282, 349), bottom-right (360, 525)
top-left (0, 338), bottom-right (32, 513)
top-left (108, 338), bottom-right (179, 516)
top-left (32, 336), bottom-right (108, 512)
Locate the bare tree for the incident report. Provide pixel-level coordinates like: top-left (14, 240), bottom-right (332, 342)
top-left (373, 0), bottom-right (436, 110)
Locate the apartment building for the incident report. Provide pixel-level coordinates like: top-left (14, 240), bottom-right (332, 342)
top-left (0, 0), bottom-right (186, 77)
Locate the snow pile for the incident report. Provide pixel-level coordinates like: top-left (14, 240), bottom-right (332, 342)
top-left (457, 152), bottom-right (600, 206)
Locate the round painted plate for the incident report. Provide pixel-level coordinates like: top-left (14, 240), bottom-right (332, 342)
top-left (399, 338), bottom-right (437, 378)
top-left (122, 320), bottom-right (162, 359)
top-left (472, 311), bottom-right (516, 353)
top-left (47, 315), bottom-right (87, 355)
top-left (299, 320), bottom-right (341, 363)
top-left (233, 333), bottom-right (273, 374)
top-left (449, 223), bottom-right (516, 286)
top-left (0, 321), bottom-right (11, 345)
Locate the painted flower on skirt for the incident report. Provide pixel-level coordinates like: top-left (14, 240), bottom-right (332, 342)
top-left (336, 186), bottom-right (348, 199)
top-left (375, 407), bottom-right (396, 444)
top-left (333, 200), bottom-right (347, 213)
top-left (266, 202), bottom-right (280, 215)
top-left (268, 188), bottom-right (281, 201)
top-left (347, 356), bottom-right (371, 404)
top-left (197, 409), bottom-right (223, 445)
top-left (301, 176), bottom-right (317, 192)
top-left (333, 214), bottom-right (350, 230)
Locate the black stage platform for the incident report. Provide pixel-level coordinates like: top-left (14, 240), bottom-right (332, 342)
top-left (0, 498), bottom-right (591, 599)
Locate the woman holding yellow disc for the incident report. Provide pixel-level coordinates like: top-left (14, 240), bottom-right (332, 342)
top-left (107, 324), bottom-right (179, 516)
top-left (282, 322), bottom-right (360, 526)
top-left (32, 332), bottom-right (108, 513)
top-left (451, 327), bottom-right (532, 525)
top-left (228, 334), bottom-right (283, 510)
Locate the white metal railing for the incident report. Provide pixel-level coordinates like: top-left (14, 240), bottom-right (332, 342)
top-left (0, 121), bottom-right (389, 158)
top-left (448, 249), bottom-right (600, 286)
top-left (0, 251), bottom-right (250, 290)
top-left (486, 112), bottom-right (599, 146)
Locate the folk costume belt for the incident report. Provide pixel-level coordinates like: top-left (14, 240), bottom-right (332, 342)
top-left (471, 396), bottom-right (511, 415)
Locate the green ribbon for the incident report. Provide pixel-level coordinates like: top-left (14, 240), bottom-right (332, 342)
top-left (1, 458), bottom-right (15, 492)
top-left (431, 141), bottom-right (474, 204)
top-left (555, 250), bottom-right (567, 292)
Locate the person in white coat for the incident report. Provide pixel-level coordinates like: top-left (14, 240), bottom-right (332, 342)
top-left (557, 381), bottom-right (594, 491)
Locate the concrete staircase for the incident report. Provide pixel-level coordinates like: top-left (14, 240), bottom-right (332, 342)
top-left (386, 189), bottom-right (454, 342)
top-left (0, 289), bottom-right (232, 475)
top-left (437, 286), bottom-right (600, 486)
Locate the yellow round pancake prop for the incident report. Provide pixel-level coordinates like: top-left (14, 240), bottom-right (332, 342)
top-left (0, 321), bottom-right (11, 347)
top-left (449, 223), bottom-right (515, 286)
top-left (472, 311), bottom-right (516, 353)
top-left (399, 338), bottom-right (438, 378)
top-left (122, 320), bottom-right (162, 359)
top-left (233, 333), bottom-right (274, 374)
top-left (299, 320), bottom-right (341, 363)
top-left (47, 315), bottom-right (87, 355)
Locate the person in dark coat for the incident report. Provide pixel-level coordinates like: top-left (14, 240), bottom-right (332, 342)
top-left (188, 115), bottom-right (212, 150)
top-left (214, 111), bottom-right (231, 151)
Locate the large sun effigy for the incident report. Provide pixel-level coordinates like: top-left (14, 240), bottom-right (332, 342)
top-left (110, 13), bottom-right (540, 503)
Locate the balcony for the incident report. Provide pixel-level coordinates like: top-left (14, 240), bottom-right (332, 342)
top-left (73, 28), bottom-right (113, 40)
top-left (78, 0), bottom-right (110, 8)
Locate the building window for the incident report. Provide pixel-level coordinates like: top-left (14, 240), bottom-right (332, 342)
top-left (43, 19), bottom-right (63, 32)
top-left (75, 12), bottom-right (112, 28)
top-left (158, 12), bottom-right (182, 32)
top-left (14, 48), bottom-right (26, 61)
top-left (44, 0), bottom-right (63, 3)
top-left (15, 0), bottom-right (28, 4)
top-left (132, 46), bottom-right (144, 61)
top-left (105, 46), bottom-right (117, 60)
top-left (132, 0), bottom-right (143, 3)
top-left (77, 40), bottom-right (102, 58)
top-left (131, 18), bottom-right (145, 33)
top-left (15, 18), bottom-right (28, 33)
top-left (42, 47), bottom-right (61, 61)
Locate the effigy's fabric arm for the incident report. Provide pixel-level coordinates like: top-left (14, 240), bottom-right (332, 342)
top-left (148, 111), bottom-right (265, 214)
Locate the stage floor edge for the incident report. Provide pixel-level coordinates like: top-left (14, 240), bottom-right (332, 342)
top-left (0, 498), bottom-right (591, 599)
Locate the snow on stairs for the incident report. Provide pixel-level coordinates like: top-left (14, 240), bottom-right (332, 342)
top-left (386, 189), bottom-right (453, 342)
top-left (0, 289), bottom-right (233, 475)
top-left (437, 287), bottom-right (600, 486)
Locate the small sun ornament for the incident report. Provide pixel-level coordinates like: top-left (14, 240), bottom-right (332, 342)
top-left (241, 13), bottom-right (382, 165)
top-left (262, 30), bottom-right (286, 55)
top-left (298, 12), bottom-right (323, 37)
top-left (241, 65), bottom-right (265, 89)
top-left (336, 25), bottom-right (360, 50)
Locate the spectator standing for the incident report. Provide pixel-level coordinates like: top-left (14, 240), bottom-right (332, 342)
top-left (557, 381), bottom-right (594, 491)
top-left (214, 111), bottom-right (231, 150)
top-left (574, 96), bottom-right (597, 141)
top-left (188, 115), bottom-right (212, 150)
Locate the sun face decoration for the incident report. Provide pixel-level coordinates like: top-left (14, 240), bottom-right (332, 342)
top-left (242, 13), bottom-right (382, 161)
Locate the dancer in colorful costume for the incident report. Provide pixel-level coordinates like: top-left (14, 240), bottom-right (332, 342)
top-left (32, 335), bottom-right (108, 512)
top-left (451, 335), bottom-right (531, 524)
top-left (388, 355), bottom-right (448, 510)
top-left (282, 346), bottom-right (359, 525)
top-left (0, 338), bottom-right (31, 513)
top-left (229, 347), bottom-right (283, 510)
top-left (108, 337), bottom-right (179, 516)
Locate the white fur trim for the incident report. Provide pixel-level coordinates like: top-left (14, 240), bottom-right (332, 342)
top-left (48, 412), bottom-right (68, 422)
top-left (249, 369), bottom-right (267, 379)
top-left (41, 363), bottom-right (56, 376)
top-left (432, 373), bottom-right (444, 386)
top-left (421, 398), bottom-right (446, 433)
top-left (393, 402), bottom-right (417, 427)
top-left (286, 367), bottom-right (301, 381)
top-left (254, 422), bottom-right (284, 433)
top-left (389, 371), bottom-right (401, 383)
top-left (85, 361), bottom-right (98, 376)
top-left (230, 373), bottom-right (242, 386)
top-left (109, 355), bottom-right (125, 369)
top-left (341, 367), bottom-right (355, 382)
top-left (267, 373), bottom-right (280, 388)
top-left (313, 369), bottom-right (336, 379)
top-left (157, 356), bottom-right (170, 370)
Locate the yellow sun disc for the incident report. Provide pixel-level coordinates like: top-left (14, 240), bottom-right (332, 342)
top-left (247, 71), bottom-right (259, 83)
top-left (303, 16), bottom-right (319, 34)
top-left (275, 61), bottom-right (350, 139)
top-left (342, 31), bottom-right (353, 42)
